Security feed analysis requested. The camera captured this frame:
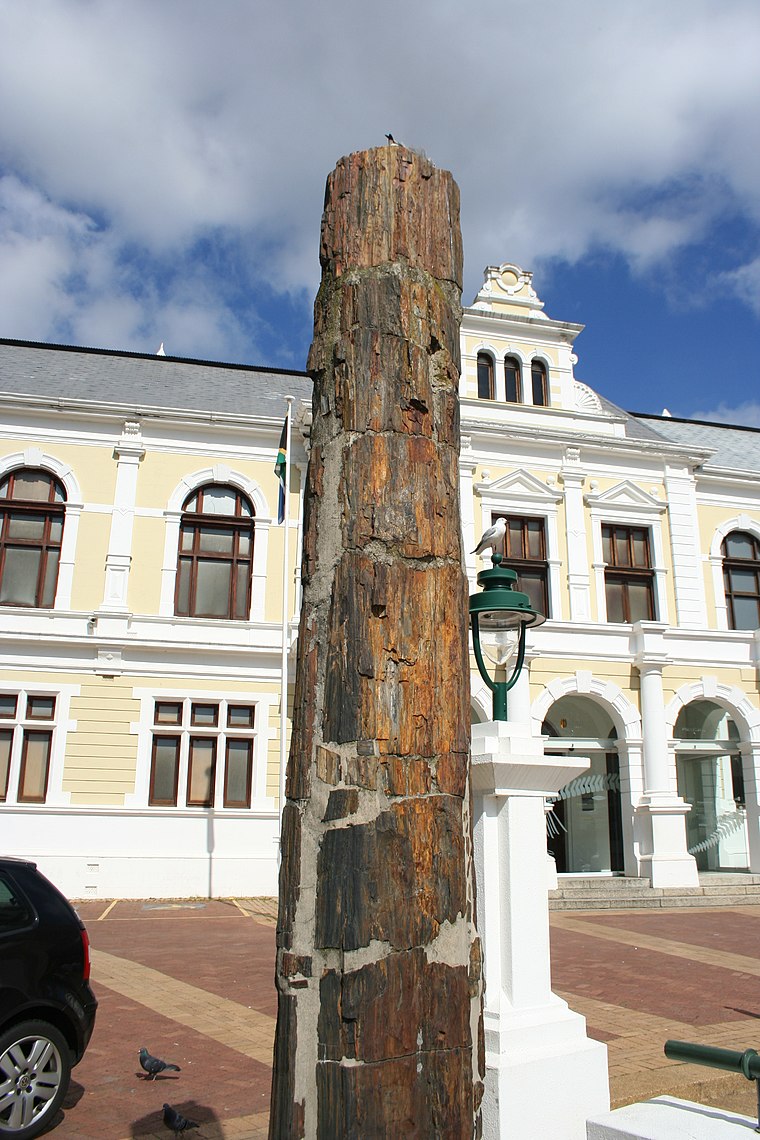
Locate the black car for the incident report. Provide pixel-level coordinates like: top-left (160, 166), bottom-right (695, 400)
top-left (0, 857), bottom-right (97, 1139)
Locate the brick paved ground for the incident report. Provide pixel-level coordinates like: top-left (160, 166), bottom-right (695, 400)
top-left (42, 899), bottom-right (759, 1137)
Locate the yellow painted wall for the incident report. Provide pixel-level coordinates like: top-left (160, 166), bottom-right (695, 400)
top-left (69, 511), bottom-right (110, 611)
top-left (128, 515), bottom-right (165, 614)
top-left (66, 680), bottom-right (140, 802)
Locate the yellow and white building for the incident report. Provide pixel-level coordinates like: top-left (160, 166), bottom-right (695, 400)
top-left (461, 264), bottom-right (760, 886)
top-left (0, 340), bottom-right (309, 897)
top-left (1, 261), bottom-right (759, 896)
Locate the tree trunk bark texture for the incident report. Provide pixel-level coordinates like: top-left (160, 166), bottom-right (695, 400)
top-left (270, 145), bottom-right (484, 1139)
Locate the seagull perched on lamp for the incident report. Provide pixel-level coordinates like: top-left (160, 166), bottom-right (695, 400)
top-left (472, 516), bottom-right (507, 556)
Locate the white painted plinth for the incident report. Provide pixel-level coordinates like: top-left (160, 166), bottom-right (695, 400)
top-left (587, 1095), bottom-right (758, 1138)
top-left (472, 721), bottom-right (610, 1139)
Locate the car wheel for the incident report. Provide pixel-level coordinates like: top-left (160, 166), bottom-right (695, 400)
top-left (0, 1020), bottom-right (71, 1140)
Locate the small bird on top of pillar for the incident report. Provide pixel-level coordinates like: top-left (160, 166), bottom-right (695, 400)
top-left (385, 132), bottom-right (400, 145)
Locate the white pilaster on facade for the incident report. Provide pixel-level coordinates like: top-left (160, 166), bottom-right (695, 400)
top-left (560, 447), bottom-right (591, 620)
top-left (459, 435), bottom-right (478, 585)
top-left (100, 422), bottom-right (145, 612)
top-left (471, 720), bottom-right (609, 1140)
top-left (632, 623), bottom-right (700, 887)
top-left (664, 467), bottom-right (707, 627)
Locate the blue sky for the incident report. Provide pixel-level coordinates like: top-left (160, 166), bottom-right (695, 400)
top-left (0, 0), bottom-right (758, 422)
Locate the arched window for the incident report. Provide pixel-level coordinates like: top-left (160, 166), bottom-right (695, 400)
top-left (477, 352), bottom-right (494, 400)
top-left (674, 701), bottom-right (746, 870)
top-left (175, 484), bottom-right (254, 619)
top-left (0, 469), bottom-right (66, 608)
top-left (722, 530), bottom-right (760, 630)
top-left (531, 359), bottom-right (548, 406)
top-left (504, 356), bottom-right (522, 403)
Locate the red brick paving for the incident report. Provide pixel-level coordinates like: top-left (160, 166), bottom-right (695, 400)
top-left (549, 927), bottom-right (759, 1025)
top-left (40, 899), bottom-right (760, 1136)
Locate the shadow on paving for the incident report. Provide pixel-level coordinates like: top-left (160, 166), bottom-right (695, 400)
top-left (130, 1100), bottom-right (219, 1136)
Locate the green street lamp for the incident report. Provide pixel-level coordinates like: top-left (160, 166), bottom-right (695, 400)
top-left (469, 552), bottom-right (545, 722)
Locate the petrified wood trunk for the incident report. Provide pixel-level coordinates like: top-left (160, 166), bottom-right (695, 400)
top-left (270, 146), bottom-right (484, 1139)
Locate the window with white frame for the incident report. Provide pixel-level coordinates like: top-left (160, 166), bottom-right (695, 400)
top-left (148, 698), bottom-right (257, 808)
top-left (0, 692), bottom-right (57, 804)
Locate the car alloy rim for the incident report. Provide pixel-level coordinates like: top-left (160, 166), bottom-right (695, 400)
top-left (0, 1035), bottom-right (63, 1131)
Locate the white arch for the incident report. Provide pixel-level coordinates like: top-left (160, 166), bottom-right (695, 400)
top-left (665, 678), bottom-right (760, 744)
top-left (160, 466), bottom-right (272, 620)
top-left (470, 675), bottom-right (492, 725)
top-left (531, 672), bottom-right (642, 742)
top-left (166, 465), bottom-right (270, 518)
top-left (0, 449), bottom-right (83, 609)
top-left (709, 514), bottom-right (760, 559)
top-left (0, 449), bottom-right (83, 506)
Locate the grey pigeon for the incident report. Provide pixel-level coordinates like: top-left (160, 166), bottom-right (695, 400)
top-left (163, 1103), bottom-right (199, 1135)
top-left (139, 1046), bottom-right (181, 1079)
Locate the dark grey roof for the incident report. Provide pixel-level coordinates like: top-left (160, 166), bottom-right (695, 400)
top-left (0, 340), bottom-right (312, 420)
top-left (596, 394), bottom-right (672, 443)
top-left (634, 413), bottom-right (760, 475)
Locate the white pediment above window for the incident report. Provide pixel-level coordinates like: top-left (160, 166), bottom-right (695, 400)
top-left (477, 468), bottom-right (563, 506)
top-left (584, 480), bottom-right (666, 514)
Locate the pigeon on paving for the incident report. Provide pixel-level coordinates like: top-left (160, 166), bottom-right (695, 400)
top-left (163, 1103), bottom-right (199, 1136)
top-left (472, 516), bottom-right (507, 556)
top-left (139, 1046), bottom-right (181, 1079)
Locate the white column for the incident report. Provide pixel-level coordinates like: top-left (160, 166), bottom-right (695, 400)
top-left (560, 448), bottom-right (591, 621)
top-left (632, 623), bottom-right (699, 887)
top-left (741, 742), bottom-right (760, 873)
top-left (472, 720), bottom-right (609, 1140)
top-left (99, 422), bottom-right (145, 613)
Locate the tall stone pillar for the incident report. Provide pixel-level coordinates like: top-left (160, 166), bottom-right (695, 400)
top-left (270, 146), bottom-right (483, 1138)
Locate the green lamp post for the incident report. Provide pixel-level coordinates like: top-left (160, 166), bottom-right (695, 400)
top-left (469, 552), bottom-right (545, 722)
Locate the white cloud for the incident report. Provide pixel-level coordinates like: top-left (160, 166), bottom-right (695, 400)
top-left (718, 257), bottom-right (760, 316)
top-left (0, 0), bottom-right (758, 355)
top-left (692, 401), bottom-right (760, 428)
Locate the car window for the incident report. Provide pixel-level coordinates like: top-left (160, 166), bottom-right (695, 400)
top-left (0, 872), bottom-right (33, 930)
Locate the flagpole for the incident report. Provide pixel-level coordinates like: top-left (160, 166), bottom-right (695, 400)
top-left (278, 396), bottom-right (294, 848)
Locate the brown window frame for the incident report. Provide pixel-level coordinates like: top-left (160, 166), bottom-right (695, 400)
top-left (0, 469), bottom-right (66, 610)
top-left (155, 701), bottom-right (182, 725)
top-left (602, 524), bottom-right (655, 623)
top-left (722, 530), bottom-right (760, 631)
top-left (531, 360), bottom-right (548, 407)
top-left (17, 729), bottom-right (53, 804)
top-left (186, 736), bottom-right (217, 807)
top-left (175, 484), bottom-right (254, 620)
top-left (477, 353), bottom-right (495, 400)
top-left (149, 735), bottom-right (181, 806)
top-left (0, 728), bottom-right (13, 801)
top-left (223, 737), bottom-right (253, 808)
top-left (504, 356), bottom-right (522, 403)
top-left (494, 512), bottom-right (550, 618)
top-left (26, 696), bottom-right (55, 721)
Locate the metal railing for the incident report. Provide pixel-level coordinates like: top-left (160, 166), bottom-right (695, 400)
top-left (664, 1039), bottom-right (760, 1132)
